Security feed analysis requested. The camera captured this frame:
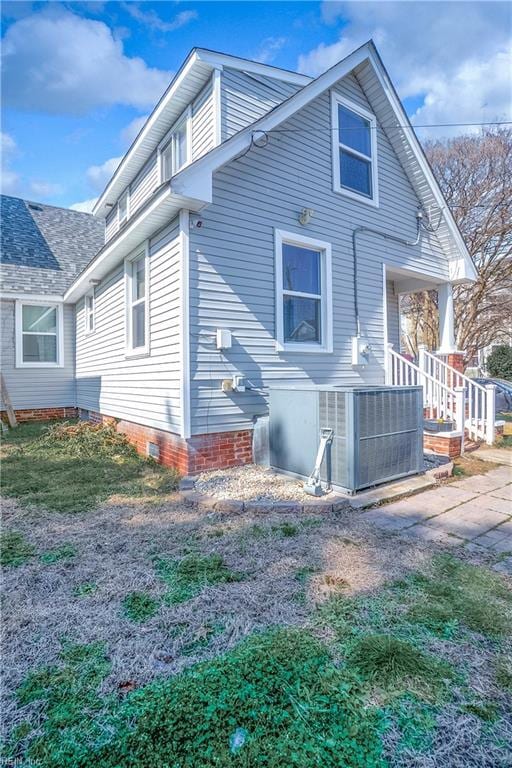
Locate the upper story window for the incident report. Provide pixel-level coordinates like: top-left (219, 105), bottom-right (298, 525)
top-left (118, 190), bottom-right (129, 226)
top-left (331, 94), bottom-right (378, 206)
top-left (159, 106), bottom-right (191, 182)
top-left (125, 245), bottom-right (149, 357)
top-left (15, 301), bottom-right (63, 368)
top-left (85, 290), bottom-right (95, 334)
top-left (275, 230), bottom-right (333, 354)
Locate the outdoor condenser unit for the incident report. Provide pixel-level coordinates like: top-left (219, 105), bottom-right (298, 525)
top-left (269, 385), bottom-right (423, 493)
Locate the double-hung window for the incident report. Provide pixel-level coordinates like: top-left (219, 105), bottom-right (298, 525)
top-left (16, 301), bottom-right (63, 367)
top-left (118, 190), bottom-right (129, 226)
top-left (85, 290), bottom-right (95, 334)
top-left (160, 107), bottom-right (191, 182)
top-left (125, 246), bottom-right (149, 356)
top-left (275, 230), bottom-right (333, 353)
top-left (332, 94), bottom-right (378, 205)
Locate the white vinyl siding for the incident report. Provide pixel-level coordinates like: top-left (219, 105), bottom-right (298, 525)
top-left (1, 299), bottom-right (75, 410)
top-left (75, 218), bottom-right (183, 434)
top-left (221, 68), bottom-right (302, 140)
top-left (192, 81), bottom-right (215, 159)
top-left (188, 72), bottom-right (450, 435)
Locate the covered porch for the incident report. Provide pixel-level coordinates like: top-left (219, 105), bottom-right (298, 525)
top-left (383, 264), bottom-right (496, 453)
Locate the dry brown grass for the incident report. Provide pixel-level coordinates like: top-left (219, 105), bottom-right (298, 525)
top-left (1, 490), bottom-right (434, 738)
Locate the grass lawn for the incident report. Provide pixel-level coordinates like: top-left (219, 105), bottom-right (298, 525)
top-left (1, 422), bottom-right (512, 767)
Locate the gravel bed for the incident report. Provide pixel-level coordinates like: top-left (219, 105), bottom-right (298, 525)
top-left (194, 465), bottom-right (336, 502)
top-left (195, 455), bottom-right (449, 503)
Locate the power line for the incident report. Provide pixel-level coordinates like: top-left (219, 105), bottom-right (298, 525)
top-left (266, 120), bottom-right (512, 134)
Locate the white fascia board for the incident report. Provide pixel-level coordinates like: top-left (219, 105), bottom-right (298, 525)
top-left (93, 51), bottom-right (203, 218)
top-left (366, 46), bottom-right (477, 282)
top-left (67, 188), bottom-right (168, 303)
top-left (66, 186), bottom-right (210, 303)
top-left (195, 49), bottom-right (311, 86)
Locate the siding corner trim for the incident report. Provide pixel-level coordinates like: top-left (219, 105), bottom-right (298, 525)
top-left (179, 209), bottom-right (191, 438)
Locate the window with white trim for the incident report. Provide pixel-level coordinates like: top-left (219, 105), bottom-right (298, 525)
top-left (118, 190), bottom-right (129, 226)
top-left (85, 290), bottom-right (95, 334)
top-left (125, 246), bottom-right (149, 355)
top-left (275, 230), bottom-right (333, 353)
top-left (16, 301), bottom-right (63, 367)
top-left (332, 94), bottom-right (378, 204)
top-left (159, 108), bottom-right (191, 182)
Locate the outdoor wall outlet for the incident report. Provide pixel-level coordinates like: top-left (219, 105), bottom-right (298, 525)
top-left (232, 375), bottom-right (246, 392)
top-left (351, 337), bottom-right (372, 366)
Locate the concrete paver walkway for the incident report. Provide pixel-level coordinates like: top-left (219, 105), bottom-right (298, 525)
top-left (362, 466), bottom-right (512, 574)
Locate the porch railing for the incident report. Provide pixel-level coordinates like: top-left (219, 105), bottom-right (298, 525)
top-left (386, 345), bottom-right (466, 451)
top-left (420, 347), bottom-right (495, 444)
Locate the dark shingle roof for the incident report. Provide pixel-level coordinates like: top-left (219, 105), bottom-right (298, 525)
top-left (0, 195), bottom-right (104, 295)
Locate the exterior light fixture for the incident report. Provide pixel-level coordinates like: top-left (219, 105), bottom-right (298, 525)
top-left (298, 208), bottom-right (314, 226)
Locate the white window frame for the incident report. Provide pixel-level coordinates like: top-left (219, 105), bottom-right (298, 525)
top-left (84, 289), bottom-right (95, 335)
top-left (158, 105), bottom-right (192, 183)
top-left (118, 189), bottom-right (130, 227)
top-left (15, 300), bottom-right (64, 368)
top-left (331, 93), bottom-right (379, 208)
top-left (275, 229), bottom-right (333, 354)
top-left (124, 242), bottom-right (150, 358)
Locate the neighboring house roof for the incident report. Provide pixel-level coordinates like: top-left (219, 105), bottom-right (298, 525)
top-left (0, 195), bottom-right (104, 297)
top-left (93, 48), bottom-right (312, 218)
top-left (65, 40), bottom-right (477, 303)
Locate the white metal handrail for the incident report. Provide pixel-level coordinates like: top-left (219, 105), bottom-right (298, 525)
top-left (387, 346), bottom-right (465, 440)
top-left (420, 348), bottom-right (495, 444)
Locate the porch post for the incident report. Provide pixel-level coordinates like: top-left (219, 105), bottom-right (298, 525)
top-left (437, 283), bottom-right (457, 354)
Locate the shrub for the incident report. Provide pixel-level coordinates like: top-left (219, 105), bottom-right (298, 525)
top-left (487, 344), bottom-right (512, 381)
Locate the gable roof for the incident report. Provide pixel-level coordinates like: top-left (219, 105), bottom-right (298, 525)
top-left (65, 40), bottom-right (476, 302)
top-left (171, 40), bottom-right (476, 282)
top-left (0, 195), bottom-right (105, 297)
top-left (93, 48), bottom-right (311, 219)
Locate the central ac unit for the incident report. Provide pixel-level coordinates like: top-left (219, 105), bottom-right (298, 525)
top-left (269, 385), bottom-right (423, 493)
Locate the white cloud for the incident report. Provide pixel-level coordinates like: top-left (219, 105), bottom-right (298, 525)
top-left (298, 2), bottom-right (512, 136)
top-left (121, 114), bottom-right (149, 147)
top-left (1, 8), bottom-right (172, 114)
top-left (29, 180), bottom-right (63, 197)
top-left (0, 131), bottom-right (21, 194)
top-left (86, 155), bottom-right (123, 192)
top-left (254, 36), bottom-right (288, 65)
top-left (69, 197), bottom-right (98, 213)
top-left (122, 4), bottom-right (198, 33)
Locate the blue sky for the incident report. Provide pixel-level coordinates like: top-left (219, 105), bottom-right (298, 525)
top-left (1, 1), bottom-right (511, 210)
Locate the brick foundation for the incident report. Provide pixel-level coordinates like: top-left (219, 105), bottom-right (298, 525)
top-left (1, 406), bottom-right (78, 423)
top-left (79, 409), bottom-right (253, 474)
top-left (424, 432), bottom-right (462, 458)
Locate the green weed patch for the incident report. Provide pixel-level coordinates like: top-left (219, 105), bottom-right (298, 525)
top-left (122, 592), bottom-right (159, 623)
top-left (40, 544), bottom-right (76, 564)
top-left (155, 552), bottom-right (243, 604)
top-left (0, 531), bottom-right (35, 567)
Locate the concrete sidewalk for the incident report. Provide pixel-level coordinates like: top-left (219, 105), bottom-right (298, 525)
top-left (361, 466), bottom-right (512, 574)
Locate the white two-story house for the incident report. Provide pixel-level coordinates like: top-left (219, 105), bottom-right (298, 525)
top-left (1, 41), bottom-right (479, 472)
